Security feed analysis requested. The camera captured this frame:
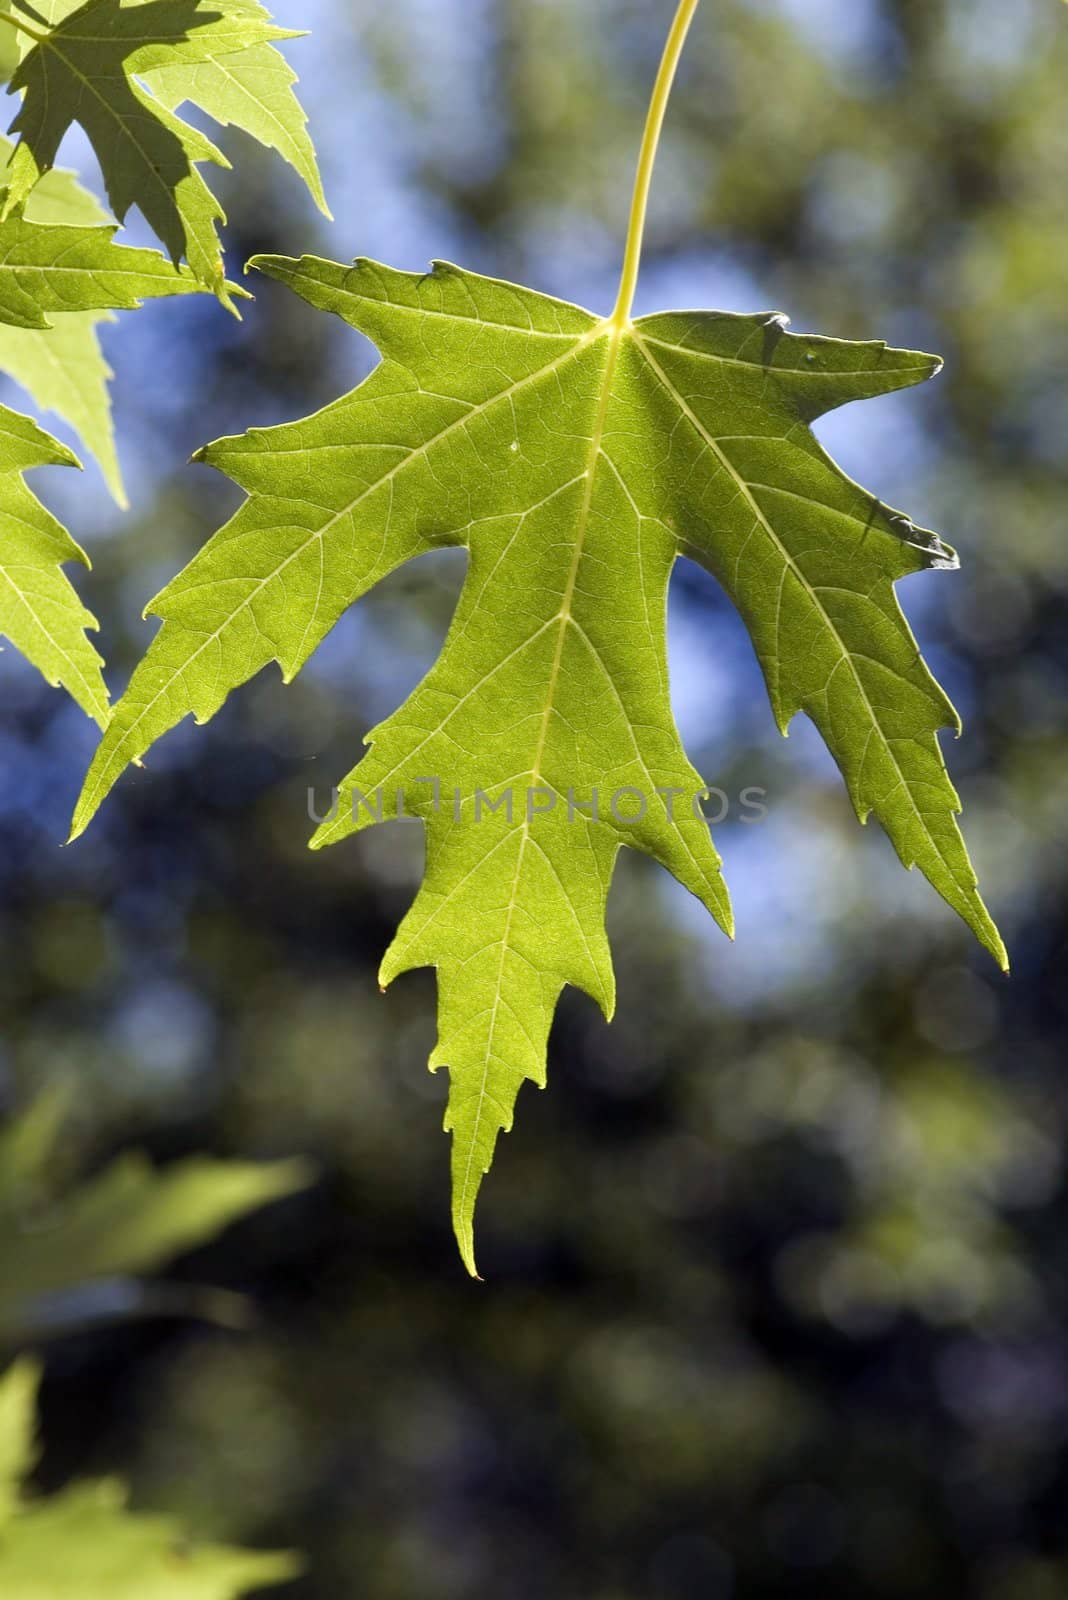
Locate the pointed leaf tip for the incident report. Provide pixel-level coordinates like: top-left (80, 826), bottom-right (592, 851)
top-left (454, 1210), bottom-right (481, 1279)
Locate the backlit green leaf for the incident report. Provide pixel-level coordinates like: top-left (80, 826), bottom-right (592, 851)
top-left (73, 255), bottom-right (1006, 1271)
top-left (0, 212), bottom-right (209, 328)
top-left (0, 401), bottom-right (106, 722)
top-left (2, 0), bottom-right (325, 298)
top-left (0, 308), bottom-right (123, 499)
top-left (0, 133), bottom-right (217, 502)
top-left (142, 0), bottom-right (328, 218)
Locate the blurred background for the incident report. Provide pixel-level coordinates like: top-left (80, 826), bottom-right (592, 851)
top-left (1, 0), bottom-right (1067, 1595)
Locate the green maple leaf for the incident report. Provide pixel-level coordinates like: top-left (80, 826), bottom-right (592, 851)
top-left (0, 128), bottom-right (236, 711)
top-left (0, 1144), bottom-right (314, 1334)
top-left (140, 0), bottom-right (329, 220)
top-left (1, 0), bottom-right (323, 302)
top-left (0, 1362), bottom-right (300, 1598)
top-left (0, 401), bottom-right (107, 722)
top-left (0, 148), bottom-right (220, 709)
top-left (0, 134), bottom-right (228, 501)
top-left (0, 307), bottom-right (124, 499)
top-left (0, 210), bottom-right (211, 328)
top-left (71, 251), bottom-right (1006, 1273)
top-left (0, 142), bottom-right (125, 495)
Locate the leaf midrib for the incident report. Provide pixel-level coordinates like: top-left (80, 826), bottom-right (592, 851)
top-left (0, 541), bottom-right (104, 718)
top-left (452, 321), bottom-right (623, 1269)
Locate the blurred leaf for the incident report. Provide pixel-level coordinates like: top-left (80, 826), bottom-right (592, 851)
top-left (0, 1088), bottom-right (69, 1215)
top-left (0, 1097), bottom-right (314, 1334)
top-left (0, 1362), bottom-right (300, 1596)
top-left (72, 253), bottom-right (1004, 1270)
top-left (0, 1357), bottom-right (39, 1517)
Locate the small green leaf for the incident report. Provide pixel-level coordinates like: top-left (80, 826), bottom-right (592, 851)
top-left (0, 213), bottom-right (212, 328)
top-left (0, 138), bottom-right (121, 493)
top-left (3, 0), bottom-right (324, 297)
top-left (0, 401), bottom-right (107, 723)
top-left (0, 133), bottom-right (228, 503)
top-left (73, 256), bottom-right (1005, 1271)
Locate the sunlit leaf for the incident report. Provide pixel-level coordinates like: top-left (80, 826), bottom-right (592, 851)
top-left (0, 401), bottom-right (106, 721)
top-left (72, 254), bottom-right (1005, 1270)
top-left (0, 212), bottom-right (210, 329)
top-left (2, 0), bottom-right (324, 298)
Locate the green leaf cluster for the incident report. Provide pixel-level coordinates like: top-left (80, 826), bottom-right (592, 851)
top-left (3, 0), bottom-right (327, 300)
top-left (0, 0), bottom-right (323, 717)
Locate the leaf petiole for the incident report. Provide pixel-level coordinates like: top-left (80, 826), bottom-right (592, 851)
top-left (611, 0), bottom-right (701, 328)
top-left (0, 8), bottom-right (46, 45)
